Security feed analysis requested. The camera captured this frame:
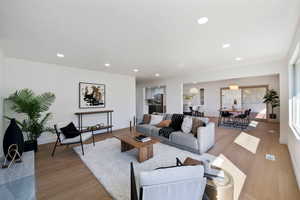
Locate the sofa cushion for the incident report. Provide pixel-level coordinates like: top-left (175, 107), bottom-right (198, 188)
top-left (181, 116), bottom-right (193, 133)
top-left (170, 131), bottom-right (198, 150)
top-left (136, 124), bottom-right (154, 136)
top-left (192, 118), bottom-right (206, 138)
top-left (150, 126), bottom-right (162, 137)
top-left (150, 115), bottom-right (164, 125)
top-left (156, 120), bottom-right (172, 128)
top-left (142, 114), bottom-right (151, 124)
top-left (170, 114), bottom-right (184, 131)
top-left (159, 127), bottom-right (175, 138)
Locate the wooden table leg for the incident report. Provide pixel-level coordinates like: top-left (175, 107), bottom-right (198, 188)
top-left (121, 141), bottom-right (134, 152)
top-left (138, 144), bottom-right (153, 162)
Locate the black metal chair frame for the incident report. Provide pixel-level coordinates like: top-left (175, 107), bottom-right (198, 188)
top-left (51, 124), bottom-right (95, 157)
top-left (218, 109), bottom-right (251, 130)
top-left (234, 109), bottom-right (251, 129)
top-left (218, 111), bottom-right (234, 127)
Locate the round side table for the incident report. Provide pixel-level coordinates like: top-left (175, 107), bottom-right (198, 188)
top-left (183, 157), bottom-right (234, 200)
top-left (205, 168), bottom-right (234, 200)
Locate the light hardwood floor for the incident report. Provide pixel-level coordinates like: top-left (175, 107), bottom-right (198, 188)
top-left (36, 118), bottom-right (300, 200)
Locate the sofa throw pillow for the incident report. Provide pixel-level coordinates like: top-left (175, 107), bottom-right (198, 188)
top-left (181, 116), bottom-right (193, 133)
top-left (170, 114), bottom-right (184, 131)
top-left (150, 115), bottom-right (163, 125)
top-left (192, 118), bottom-right (206, 138)
top-left (142, 114), bottom-right (151, 124)
top-left (156, 120), bottom-right (172, 128)
top-left (60, 122), bottom-right (80, 139)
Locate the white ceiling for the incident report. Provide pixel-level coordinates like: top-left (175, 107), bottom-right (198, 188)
top-left (0, 0), bottom-right (300, 81)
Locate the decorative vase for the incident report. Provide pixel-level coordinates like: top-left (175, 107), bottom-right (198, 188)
top-left (3, 119), bottom-right (24, 160)
top-left (24, 140), bottom-right (38, 152)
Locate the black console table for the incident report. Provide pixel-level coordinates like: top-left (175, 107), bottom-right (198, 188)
top-left (75, 110), bottom-right (113, 134)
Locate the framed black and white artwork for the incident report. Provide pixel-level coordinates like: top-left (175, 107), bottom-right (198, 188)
top-left (79, 82), bottom-right (105, 108)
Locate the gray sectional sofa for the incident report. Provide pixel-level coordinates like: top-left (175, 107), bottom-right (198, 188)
top-left (136, 114), bottom-right (215, 154)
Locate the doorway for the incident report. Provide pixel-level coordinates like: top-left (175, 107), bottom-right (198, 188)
top-left (221, 86), bottom-right (268, 119)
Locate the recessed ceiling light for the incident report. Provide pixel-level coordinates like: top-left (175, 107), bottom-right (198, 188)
top-left (235, 57), bottom-right (243, 61)
top-left (222, 43), bottom-right (231, 48)
top-left (56, 53), bottom-right (64, 58)
top-left (133, 69), bottom-right (139, 72)
top-left (105, 63), bottom-right (110, 67)
top-left (155, 73), bottom-right (160, 77)
top-left (197, 17), bottom-right (208, 25)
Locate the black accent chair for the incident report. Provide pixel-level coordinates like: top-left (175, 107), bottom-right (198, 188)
top-left (218, 111), bottom-right (234, 127)
top-left (234, 109), bottom-right (252, 129)
top-left (51, 122), bottom-right (95, 157)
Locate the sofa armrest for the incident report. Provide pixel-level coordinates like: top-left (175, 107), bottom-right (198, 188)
top-left (197, 122), bottom-right (215, 154)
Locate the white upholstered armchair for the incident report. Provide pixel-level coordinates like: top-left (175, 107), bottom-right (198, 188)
top-left (130, 162), bottom-right (207, 200)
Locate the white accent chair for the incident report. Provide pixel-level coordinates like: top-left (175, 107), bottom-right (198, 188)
top-left (51, 122), bottom-right (95, 156)
top-left (130, 162), bottom-right (207, 200)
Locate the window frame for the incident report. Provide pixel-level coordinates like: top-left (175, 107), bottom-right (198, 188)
top-left (290, 61), bottom-right (300, 138)
top-left (289, 42), bottom-right (300, 138)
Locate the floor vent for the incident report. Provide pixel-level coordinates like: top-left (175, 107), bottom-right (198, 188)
top-left (265, 154), bottom-right (276, 161)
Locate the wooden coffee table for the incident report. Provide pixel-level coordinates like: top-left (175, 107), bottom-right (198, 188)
top-left (114, 132), bottom-right (160, 162)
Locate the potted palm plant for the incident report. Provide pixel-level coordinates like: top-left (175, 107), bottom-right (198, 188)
top-left (5, 89), bottom-right (55, 152)
top-left (263, 89), bottom-right (280, 119)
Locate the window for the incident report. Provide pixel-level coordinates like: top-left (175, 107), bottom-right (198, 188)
top-left (291, 62), bottom-right (300, 135)
top-left (221, 88), bottom-right (242, 109)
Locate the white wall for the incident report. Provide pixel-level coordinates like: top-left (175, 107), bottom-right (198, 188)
top-left (183, 75), bottom-right (280, 117)
top-left (3, 58), bottom-right (136, 144)
top-left (287, 20), bottom-right (300, 189)
top-left (0, 49), bottom-right (4, 157)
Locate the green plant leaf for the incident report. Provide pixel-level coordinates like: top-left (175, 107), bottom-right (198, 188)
top-left (6, 89), bottom-right (55, 140)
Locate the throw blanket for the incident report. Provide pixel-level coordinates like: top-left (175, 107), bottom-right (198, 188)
top-left (159, 114), bottom-right (184, 138)
top-left (170, 114), bottom-right (184, 131)
top-left (159, 127), bottom-right (175, 138)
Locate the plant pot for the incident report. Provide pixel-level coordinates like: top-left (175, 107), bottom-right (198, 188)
top-left (24, 140), bottom-right (38, 152)
top-left (269, 114), bottom-right (277, 119)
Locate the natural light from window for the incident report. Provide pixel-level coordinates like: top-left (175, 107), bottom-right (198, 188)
top-left (290, 43), bottom-right (300, 137)
top-left (234, 132), bottom-right (260, 154)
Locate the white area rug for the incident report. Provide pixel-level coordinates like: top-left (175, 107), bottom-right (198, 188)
top-left (234, 132), bottom-right (260, 154)
top-left (73, 138), bottom-right (215, 200)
